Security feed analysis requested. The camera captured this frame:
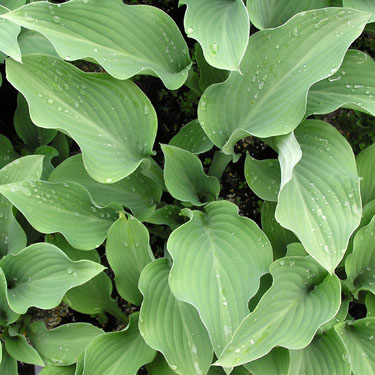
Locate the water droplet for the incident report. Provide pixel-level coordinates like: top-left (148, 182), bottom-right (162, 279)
top-left (105, 177), bottom-right (112, 183)
top-left (47, 98), bottom-right (54, 105)
top-left (53, 16), bottom-right (60, 23)
top-left (186, 27), bottom-right (194, 34)
top-left (210, 43), bottom-right (219, 55)
top-left (67, 267), bottom-right (74, 274)
top-left (143, 105), bottom-right (149, 115)
top-left (170, 365), bottom-right (177, 371)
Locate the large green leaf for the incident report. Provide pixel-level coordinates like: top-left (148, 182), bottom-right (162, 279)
top-left (357, 143), bottom-right (375, 206)
top-left (3, 0), bottom-right (191, 89)
top-left (49, 154), bottom-right (162, 220)
top-left (247, 0), bottom-right (331, 29)
top-left (0, 155), bottom-right (43, 256)
top-left (343, 0), bottom-right (375, 22)
top-left (0, 5), bottom-right (21, 62)
top-left (106, 213), bottom-right (154, 305)
top-left (0, 242), bottom-right (105, 313)
top-left (168, 200), bottom-right (273, 357)
top-left (181, 0), bottom-right (249, 71)
top-left (139, 259), bottom-right (213, 375)
top-left (27, 321), bottom-right (103, 366)
top-left (198, 8), bottom-right (369, 158)
top-left (288, 329), bottom-right (351, 375)
top-left (162, 144), bottom-right (220, 206)
top-left (275, 120), bottom-right (361, 273)
top-left (0, 135), bottom-right (18, 168)
top-left (0, 180), bottom-right (120, 250)
top-left (6, 54), bottom-right (157, 184)
top-left (244, 347), bottom-right (290, 375)
top-left (14, 93), bottom-right (57, 149)
top-left (0, 268), bottom-right (18, 325)
top-left (345, 215), bottom-right (375, 296)
top-left (82, 313), bottom-right (156, 375)
top-left (335, 318), bottom-right (375, 375)
top-left (217, 256), bottom-right (341, 367)
top-left (306, 50), bottom-right (375, 117)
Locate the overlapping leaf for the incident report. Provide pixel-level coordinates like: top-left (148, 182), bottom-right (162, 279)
top-left (0, 180), bottom-right (120, 250)
top-left (0, 268), bottom-right (18, 325)
top-left (0, 0), bottom-right (25, 10)
top-left (0, 5), bottom-right (21, 62)
top-left (18, 29), bottom-right (59, 57)
top-left (343, 0), bottom-right (375, 22)
top-left (217, 256), bottom-right (341, 367)
top-left (275, 120), bottom-right (362, 273)
top-left (2, 0), bottom-right (191, 89)
top-left (0, 242), bottom-right (105, 313)
top-left (198, 8), bottom-right (369, 158)
top-left (244, 347), bottom-right (290, 375)
top-left (139, 259), bottom-right (213, 375)
top-left (40, 365), bottom-right (76, 375)
top-left (0, 344), bottom-right (17, 374)
top-left (6, 54), bottom-right (157, 183)
top-left (168, 200), bottom-right (273, 357)
top-left (357, 143), bottom-right (375, 206)
top-left (181, 0), bottom-right (249, 71)
top-left (0, 135), bottom-right (18, 168)
top-left (306, 50), bottom-right (375, 117)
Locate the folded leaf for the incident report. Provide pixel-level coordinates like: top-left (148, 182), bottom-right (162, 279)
top-left (0, 242), bottom-right (105, 313)
top-left (168, 200), bottom-right (273, 357)
top-left (27, 321), bottom-right (103, 366)
top-left (244, 347), bottom-right (290, 375)
top-left (106, 213), bottom-right (154, 305)
top-left (343, 0), bottom-right (375, 22)
top-left (198, 8), bottom-right (369, 158)
top-left (82, 313), bottom-right (156, 375)
top-left (357, 143), bottom-right (375, 206)
top-left (0, 180), bottom-right (120, 250)
top-left (289, 329), bottom-right (350, 375)
top-left (275, 120), bottom-right (361, 273)
top-left (2, 0), bottom-right (191, 89)
top-left (306, 50), bottom-right (375, 117)
top-left (6, 54), bottom-right (157, 183)
top-left (181, 0), bottom-right (249, 71)
top-left (0, 5), bottom-right (21, 62)
top-left (335, 318), bottom-right (375, 375)
top-left (217, 256), bottom-right (341, 367)
top-left (139, 259), bottom-right (213, 375)
top-left (162, 144), bottom-right (220, 206)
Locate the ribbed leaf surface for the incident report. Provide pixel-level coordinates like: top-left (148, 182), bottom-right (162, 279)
top-left (357, 143), bottom-right (375, 206)
top-left (168, 200), bottom-right (273, 357)
top-left (6, 54), bottom-right (157, 183)
top-left (244, 347), bottom-right (290, 375)
top-left (0, 5), bottom-right (21, 62)
top-left (217, 256), bottom-right (341, 367)
top-left (139, 259), bottom-right (212, 375)
top-left (275, 120), bottom-right (361, 273)
top-left (181, 0), bottom-right (249, 71)
top-left (0, 243), bottom-right (105, 313)
top-left (306, 50), bottom-right (375, 117)
top-left (343, 0), bottom-right (375, 22)
top-left (198, 8), bottom-right (369, 157)
top-left (82, 313), bottom-right (156, 375)
top-left (3, 0), bottom-right (191, 89)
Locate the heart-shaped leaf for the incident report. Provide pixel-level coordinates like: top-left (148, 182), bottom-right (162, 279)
top-left (0, 5), bottom-right (21, 62)
top-left (2, 0), bottom-right (191, 89)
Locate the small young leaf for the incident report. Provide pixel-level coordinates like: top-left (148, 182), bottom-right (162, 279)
top-left (244, 347), bottom-right (290, 375)
top-left (0, 5), bottom-right (22, 62)
top-left (0, 344), bottom-right (17, 375)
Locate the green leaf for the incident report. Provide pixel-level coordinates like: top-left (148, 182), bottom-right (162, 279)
top-left (27, 321), bottom-right (103, 366)
top-left (162, 144), bottom-right (220, 206)
top-left (0, 344), bottom-right (17, 375)
top-left (286, 243), bottom-right (308, 257)
top-left (0, 180), bottom-right (120, 250)
top-left (288, 329), bottom-right (350, 375)
top-left (0, 135), bottom-right (18, 168)
top-left (306, 50), bottom-right (375, 117)
top-left (169, 120), bottom-right (213, 154)
top-left (146, 353), bottom-right (179, 375)
top-left (247, 0), bottom-right (332, 29)
top-left (275, 120), bottom-right (361, 273)
top-left (40, 365), bottom-right (76, 375)
top-left (4, 331), bottom-right (44, 367)
top-left (0, 268), bottom-right (18, 325)
top-left (181, 0), bottom-right (249, 71)
top-left (357, 143), bottom-right (375, 206)
top-left (139, 259), bottom-right (213, 375)
top-left (244, 347), bottom-right (290, 375)
top-left (6, 54), bottom-right (157, 184)
top-left (106, 213), bottom-right (154, 305)
top-left (244, 156), bottom-right (280, 202)
top-left (168, 200), bottom-right (273, 357)
top-left (0, 155), bottom-right (43, 256)
top-left (18, 29), bottom-right (59, 57)
top-left (335, 318), bottom-right (375, 375)
top-left (46, 233), bottom-right (127, 321)
top-left (49, 154), bottom-right (162, 220)
top-left (217, 256), bottom-right (341, 367)
top-left (345, 215), bottom-right (375, 296)
top-left (35, 145), bottom-right (59, 180)
top-left (261, 201), bottom-right (298, 260)
top-left (343, 0), bottom-right (375, 22)
top-left (143, 205), bottom-right (185, 231)
top-left (3, 0), bottom-right (191, 89)
top-left (0, 242), bottom-right (105, 313)
top-left (82, 313), bottom-right (156, 375)
top-left (366, 292), bottom-right (375, 317)
top-left (14, 93), bottom-right (57, 149)
top-left (195, 44), bottom-right (229, 92)
top-left (198, 8), bottom-right (369, 158)
top-left (0, 5), bottom-right (21, 62)
top-left (0, 0), bottom-right (26, 10)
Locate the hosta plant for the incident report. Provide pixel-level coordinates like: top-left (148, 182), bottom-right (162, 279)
top-left (0, 0), bottom-right (375, 374)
